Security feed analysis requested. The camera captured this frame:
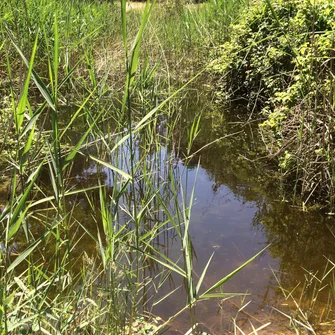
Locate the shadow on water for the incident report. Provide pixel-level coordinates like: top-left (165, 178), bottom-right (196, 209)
top-left (149, 86), bottom-right (335, 333)
top-left (3, 82), bottom-right (335, 334)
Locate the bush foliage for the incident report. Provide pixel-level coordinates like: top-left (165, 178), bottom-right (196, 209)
top-left (213, 0), bottom-right (335, 208)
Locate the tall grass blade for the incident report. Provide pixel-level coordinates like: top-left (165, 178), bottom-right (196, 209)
top-left (9, 36), bottom-right (55, 110)
top-left (7, 240), bottom-right (42, 273)
top-left (200, 245), bottom-right (269, 298)
top-left (7, 164), bottom-right (42, 231)
top-left (15, 33), bottom-right (38, 130)
top-left (195, 252), bottom-right (214, 297)
top-left (89, 155), bottom-right (132, 180)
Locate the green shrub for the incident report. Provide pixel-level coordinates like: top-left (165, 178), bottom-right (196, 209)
top-left (213, 0), bottom-right (335, 208)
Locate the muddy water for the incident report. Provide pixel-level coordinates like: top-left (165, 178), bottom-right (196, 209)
top-left (148, 93), bottom-right (335, 333)
top-left (10, 85), bottom-right (335, 334)
top-left (62, 86), bottom-right (335, 334)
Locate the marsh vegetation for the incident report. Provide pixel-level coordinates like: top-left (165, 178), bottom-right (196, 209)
top-left (0, 0), bottom-right (335, 334)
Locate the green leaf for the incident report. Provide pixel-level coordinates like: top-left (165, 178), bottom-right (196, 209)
top-left (199, 245), bottom-right (269, 298)
top-left (8, 164), bottom-right (42, 232)
top-left (200, 293), bottom-right (248, 299)
top-left (7, 240), bottom-right (42, 273)
top-left (89, 155), bottom-right (132, 181)
top-left (63, 109), bottom-right (105, 169)
top-left (195, 252), bottom-right (214, 297)
top-left (7, 207), bottom-right (29, 241)
top-left (15, 32), bottom-right (38, 130)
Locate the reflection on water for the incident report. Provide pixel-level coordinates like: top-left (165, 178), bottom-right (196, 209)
top-left (151, 94), bottom-right (335, 333)
top-left (4, 85), bottom-right (335, 334)
top-left (66, 87), bottom-right (335, 333)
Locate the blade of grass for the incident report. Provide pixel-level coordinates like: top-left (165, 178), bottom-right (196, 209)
top-left (199, 245), bottom-right (269, 298)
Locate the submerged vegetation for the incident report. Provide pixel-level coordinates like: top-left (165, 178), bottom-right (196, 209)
top-left (0, 0), bottom-right (335, 333)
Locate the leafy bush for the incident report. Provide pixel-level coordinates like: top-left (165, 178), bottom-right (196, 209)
top-left (213, 0), bottom-right (335, 209)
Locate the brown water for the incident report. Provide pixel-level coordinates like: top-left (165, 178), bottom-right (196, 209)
top-left (69, 87), bottom-right (335, 333)
top-left (146, 95), bottom-right (335, 334)
top-left (4, 85), bottom-right (335, 334)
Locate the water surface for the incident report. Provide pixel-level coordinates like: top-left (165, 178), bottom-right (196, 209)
top-left (6, 85), bottom-right (334, 335)
top-left (148, 94), bottom-right (335, 333)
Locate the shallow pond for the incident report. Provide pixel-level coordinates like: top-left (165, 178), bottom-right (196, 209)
top-left (4, 83), bottom-right (335, 334)
top-left (147, 90), bottom-right (335, 334)
top-left (67, 86), bottom-right (335, 334)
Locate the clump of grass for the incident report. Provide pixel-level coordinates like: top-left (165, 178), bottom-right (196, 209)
top-left (272, 258), bottom-right (335, 334)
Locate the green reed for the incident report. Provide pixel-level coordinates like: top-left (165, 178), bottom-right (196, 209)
top-left (0, 0), bottom-right (266, 334)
